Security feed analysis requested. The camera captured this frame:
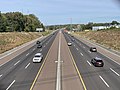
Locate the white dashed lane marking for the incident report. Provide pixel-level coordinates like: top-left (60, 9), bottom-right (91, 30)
top-left (26, 53), bottom-right (29, 56)
top-left (14, 60), bottom-right (20, 66)
top-left (76, 48), bottom-right (79, 51)
top-left (80, 53), bottom-right (84, 56)
top-left (87, 61), bottom-right (92, 66)
top-left (6, 80), bottom-right (16, 90)
top-left (88, 50), bottom-right (91, 53)
top-left (110, 68), bottom-right (120, 76)
top-left (25, 63), bottom-right (30, 69)
top-left (33, 48), bottom-right (35, 51)
top-left (99, 75), bottom-right (109, 87)
top-left (0, 74), bottom-right (3, 78)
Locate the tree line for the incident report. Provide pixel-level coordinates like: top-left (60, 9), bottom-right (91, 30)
top-left (0, 11), bottom-right (44, 32)
top-left (80, 21), bottom-right (120, 30)
top-left (47, 21), bottom-right (120, 31)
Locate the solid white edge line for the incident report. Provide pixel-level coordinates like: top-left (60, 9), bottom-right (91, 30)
top-left (0, 37), bottom-right (43, 60)
top-left (6, 80), bottom-right (16, 90)
top-left (80, 37), bottom-right (120, 65)
top-left (99, 75), bottom-right (109, 87)
top-left (25, 63), bottom-right (30, 69)
top-left (87, 61), bottom-right (92, 66)
top-left (104, 55), bottom-right (120, 66)
top-left (110, 68), bottom-right (120, 76)
top-left (14, 60), bottom-right (20, 66)
top-left (81, 37), bottom-right (120, 58)
top-left (0, 60), bottom-right (11, 67)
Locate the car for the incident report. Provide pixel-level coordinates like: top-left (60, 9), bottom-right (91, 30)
top-left (36, 40), bottom-right (41, 44)
top-left (91, 57), bottom-right (104, 67)
top-left (71, 38), bottom-right (75, 41)
top-left (37, 44), bottom-right (42, 48)
top-left (33, 53), bottom-right (43, 63)
top-left (90, 47), bottom-right (97, 52)
top-left (68, 42), bottom-right (72, 46)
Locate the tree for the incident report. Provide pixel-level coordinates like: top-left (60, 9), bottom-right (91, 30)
top-left (111, 21), bottom-right (119, 25)
top-left (41, 23), bottom-right (45, 31)
top-left (0, 12), bottom-right (43, 32)
top-left (85, 22), bottom-right (93, 30)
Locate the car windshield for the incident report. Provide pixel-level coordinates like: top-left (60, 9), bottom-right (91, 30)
top-left (96, 59), bottom-right (102, 62)
top-left (35, 55), bottom-right (41, 57)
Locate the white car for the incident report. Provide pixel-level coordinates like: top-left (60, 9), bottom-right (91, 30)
top-left (68, 42), bottom-right (72, 46)
top-left (33, 53), bottom-right (43, 63)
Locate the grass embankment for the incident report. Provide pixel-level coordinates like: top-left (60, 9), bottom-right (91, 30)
top-left (74, 29), bottom-right (120, 51)
top-left (0, 31), bottom-right (52, 54)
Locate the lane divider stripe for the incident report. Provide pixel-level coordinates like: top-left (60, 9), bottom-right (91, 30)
top-left (30, 34), bottom-right (56, 90)
top-left (68, 46), bottom-right (87, 90)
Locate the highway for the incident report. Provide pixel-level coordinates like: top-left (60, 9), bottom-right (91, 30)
top-left (64, 32), bottom-right (120, 90)
top-left (32, 30), bottom-right (84, 90)
top-left (0, 31), bottom-right (58, 90)
top-left (0, 30), bottom-right (120, 90)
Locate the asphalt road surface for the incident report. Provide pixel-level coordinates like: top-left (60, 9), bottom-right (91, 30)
top-left (64, 32), bottom-right (120, 90)
top-left (32, 30), bottom-right (84, 90)
top-left (0, 31), bottom-right (58, 90)
top-left (0, 30), bottom-right (120, 90)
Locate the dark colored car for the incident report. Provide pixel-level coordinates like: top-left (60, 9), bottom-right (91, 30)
top-left (90, 47), bottom-right (97, 52)
top-left (91, 57), bottom-right (104, 67)
top-left (71, 38), bottom-right (75, 41)
top-left (36, 40), bottom-right (41, 44)
top-left (37, 44), bottom-right (42, 48)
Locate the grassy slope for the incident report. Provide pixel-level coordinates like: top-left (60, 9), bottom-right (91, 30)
top-left (0, 31), bottom-right (52, 54)
top-left (74, 29), bottom-right (120, 51)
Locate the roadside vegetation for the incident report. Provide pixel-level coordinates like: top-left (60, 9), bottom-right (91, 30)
top-left (74, 29), bottom-right (120, 51)
top-left (0, 31), bottom-right (52, 54)
top-left (0, 12), bottom-right (49, 54)
top-left (0, 12), bottom-right (45, 32)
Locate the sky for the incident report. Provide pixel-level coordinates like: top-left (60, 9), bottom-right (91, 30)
top-left (0, 0), bottom-right (120, 25)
